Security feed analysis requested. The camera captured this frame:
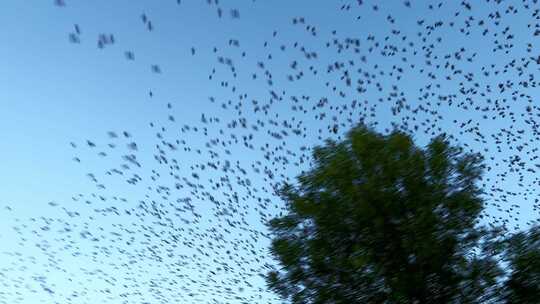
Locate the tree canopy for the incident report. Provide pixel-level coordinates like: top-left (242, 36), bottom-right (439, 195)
top-left (501, 226), bottom-right (540, 303)
top-left (266, 125), bottom-right (539, 304)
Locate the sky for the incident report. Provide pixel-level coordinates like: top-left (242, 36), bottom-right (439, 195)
top-left (0, 0), bottom-right (540, 303)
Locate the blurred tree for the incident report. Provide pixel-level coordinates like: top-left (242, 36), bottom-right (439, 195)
top-left (502, 226), bottom-right (540, 303)
top-left (266, 125), bottom-right (502, 304)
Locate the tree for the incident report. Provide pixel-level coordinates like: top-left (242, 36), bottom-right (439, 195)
top-left (501, 226), bottom-right (540, 303)
top-left (266, 125), bottom-right (502, 304)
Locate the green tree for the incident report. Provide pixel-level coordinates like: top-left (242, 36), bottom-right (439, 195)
top-left (502, 226), bottom-right (540, 303)
top-left (266, 125), bottom-right (502, 304)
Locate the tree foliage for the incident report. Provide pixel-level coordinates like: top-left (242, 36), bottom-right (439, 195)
top-left (266, 125), bottom-right (504, 303)
top-left (501, 226), bottom-right (540, 303)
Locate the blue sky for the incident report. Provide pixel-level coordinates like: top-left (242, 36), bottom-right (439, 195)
top-left (1, 0), bottom-right (539, 303)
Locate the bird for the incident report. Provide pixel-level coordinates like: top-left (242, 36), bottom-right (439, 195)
top-left (15, 1), bottom-right (540, 303)
top-left (124, 51), bottom-right (135, 60)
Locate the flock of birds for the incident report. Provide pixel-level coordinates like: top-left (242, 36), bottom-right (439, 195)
top-left (3, 0), bottom-right (540, 303)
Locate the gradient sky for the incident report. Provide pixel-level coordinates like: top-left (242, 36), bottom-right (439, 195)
top-left (1, 1), bottom-right (539, 303)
